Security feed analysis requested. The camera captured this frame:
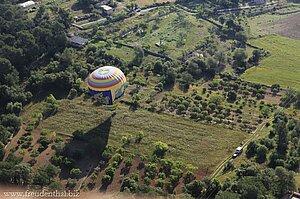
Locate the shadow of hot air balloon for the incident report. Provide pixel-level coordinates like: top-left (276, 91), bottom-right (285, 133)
top-left (58, 116), bottom-right (112, 180)
top-left (87, 66), bottom-right (126, 111)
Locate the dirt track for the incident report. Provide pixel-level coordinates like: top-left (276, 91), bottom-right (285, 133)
top-left (270, 13), bottom-right (300, 39)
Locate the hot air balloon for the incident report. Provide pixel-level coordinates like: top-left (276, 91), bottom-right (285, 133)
top-left (87, 66), bottom-right (126, 110)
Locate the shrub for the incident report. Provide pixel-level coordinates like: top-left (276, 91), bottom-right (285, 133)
top-left (144, 176), bottom-right (151, 185)
top-left (6, 102), bottom-right (22, 115)
top-left (223, 161), bottom-right (234, 172)
top-left (153, 141), bottom-right (168, 157)
top-left (67, 88), bottom-right (77, 100)
top-left (66, 178), bottom-right (77, 189)
top-left (121, 135), bottom-right (131, 147)
top-left (43, 94), bottom-right (59, 118)
top-left (177, 104), bottom-right (186, 114)
top-left (25, 124), bottom-right (35, 132)
top-left (38, 137), bottom-right (50, 147)
top-left (121, 177), bottom-right (138, 192)
top-left (135, 131), bottom-right (144, 143)
top-left (145, 163), bottom-right (157, 178)
top-left (105, 167), bottom-right (116, 177)
top-left (70, 168), bottom-right (82, 178)
top-left (115, 147), bottom-right (125, 155)
top-left (41, 129), bottom-right (48, 136)
top-left (112, 153), bottom-right (123, 164)
top-left (190, 112), bottom-right (198, 119)
top-left (124, 158), bottom-right (133, 167)
top-left (170, 174), bottom-right (180, 185)
top-left (102, 145), bottom-right (113, 160)
top-left (194, 95), bottom-right (202, 100)
top-left (184, 171), bottom-right (195, 184)
top-left (102, 175), bottom-right (111, 184)
top-left (38, 145), bottom-right (45, 153)
top-left (158, 172), bottom-right (166, 180)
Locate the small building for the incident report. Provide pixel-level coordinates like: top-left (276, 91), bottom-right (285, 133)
top-left (19, 0), bottom-right (35, 8)
top-left (100, 5), bottom-right (113, 15)
top-left (155, 41), bottom-right (164, 47)
top-left (93, 0), bottom-right (110, 4)
top-left (68, 36), bottom-right (88, 48)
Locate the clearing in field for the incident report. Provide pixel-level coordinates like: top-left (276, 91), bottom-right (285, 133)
top-left (242, 34), bottom-right (300, 89)
top-left (118, 12), bottom-right (211, 59)
top-left (249, 12), bottom-right (300, 40)
top-left (22, 96), bottom-right (248, 173)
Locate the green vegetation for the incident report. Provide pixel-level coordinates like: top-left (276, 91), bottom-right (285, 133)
top-left (242, 34), bottom-right (300, 89)
top-left (25, 97), bottom-right (248, 170)
top-left (1, 0), bottom-right (299, 197)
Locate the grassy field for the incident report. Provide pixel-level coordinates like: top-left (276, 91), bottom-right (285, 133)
top-left (216, 123), bottom-right (272, 182)
top-left (242, 34), bottom-right (300, 89)
top-left (22, 95), bottom-right (248, 172)
top-left (120, 12), bottom-right (211, 59)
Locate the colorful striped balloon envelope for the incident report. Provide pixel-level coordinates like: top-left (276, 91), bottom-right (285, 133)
top-left (88, 66), bottom-right (126, 107)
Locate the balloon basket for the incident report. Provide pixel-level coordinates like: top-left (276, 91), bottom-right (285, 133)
top-left (104, 104), bottom-right (118, 111)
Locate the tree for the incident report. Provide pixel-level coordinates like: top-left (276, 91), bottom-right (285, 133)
top-left (181, 72), bottom-right (193, 90)
top-left (237, 176), bottom-right (266, 199)
top-left (6, 102), bottom-right (22, 115)
top-left (233, 48), bottom-right (248, 73)
top-left (227, 91), bottom-right (237, 102)
top-left (0, 125), bottom-right (11, 145)
top-left (102, 175), bottom-right (111, 184)
top-left (153, 61), bottom-right (163, 75)
top-left (132, 45), bottom-right (144, 66)
top-left (256, 145), bottom-right (268, 163)
top-left (12, 163), bottom-right (32, 185)
top-left (77, 0), bottom-right (92, 6)
top-left (105, 167), bottom-right (116, 177)
top-left (0, 113), bottom-right (21, 133)
top-left (209, 94), bottom-right (223, 106)
top-left (135, 131), bottom-right (144, 143)
top-left (274, 119), bottom-right (288, 157)
top-left (34, 5), bottom-right (47, 24)
top-left (48, 180), bottom-right (63, 190)
top-left (70, 168), bottom-right (82, 178)
top-left (60, 48), bottom-right (73, 67)
top-left (43, 163), bottom-right (61, 178)
top-left (67, 88), bottom-right (77, 100)
top-left (215, 191), bottom-right (240, 199)
top-left (0, 58), bottom-right (19, 86)
top-left (57, 8), bottom-right (72, 29)
top-left (275, 167), bottom-right (296, 197)
top-left (249, 49), bottom-right (261, 65)
top-left (44, 94), bottom-right (59, 117)
top-left (153, 141), bottom-right (168, 157)
top-left (246, 140), bottom-right (257, 158)
top-left (185, 180), bottom-right (206, 198)
top-left (163, 68), bottom-right (176, 87)
top-left (260, 106), bottom-right (270, 118)
top-left (271, 84), bottom-right (280, 95)
top-left (90, 172), bottom-right (97, 183)
top-left (235, 31), bottom-right (248, 43)
top-left (66, 178), bottom-right (77, 189)
top-left (121, 177), bottom-right (138, 192)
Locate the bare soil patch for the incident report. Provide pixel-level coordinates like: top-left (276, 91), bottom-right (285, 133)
top-left (270, 13), bottom-right (300, 39)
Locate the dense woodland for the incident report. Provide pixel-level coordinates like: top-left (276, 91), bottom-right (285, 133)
top-left (0, 0), bottom-right (300, 198)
